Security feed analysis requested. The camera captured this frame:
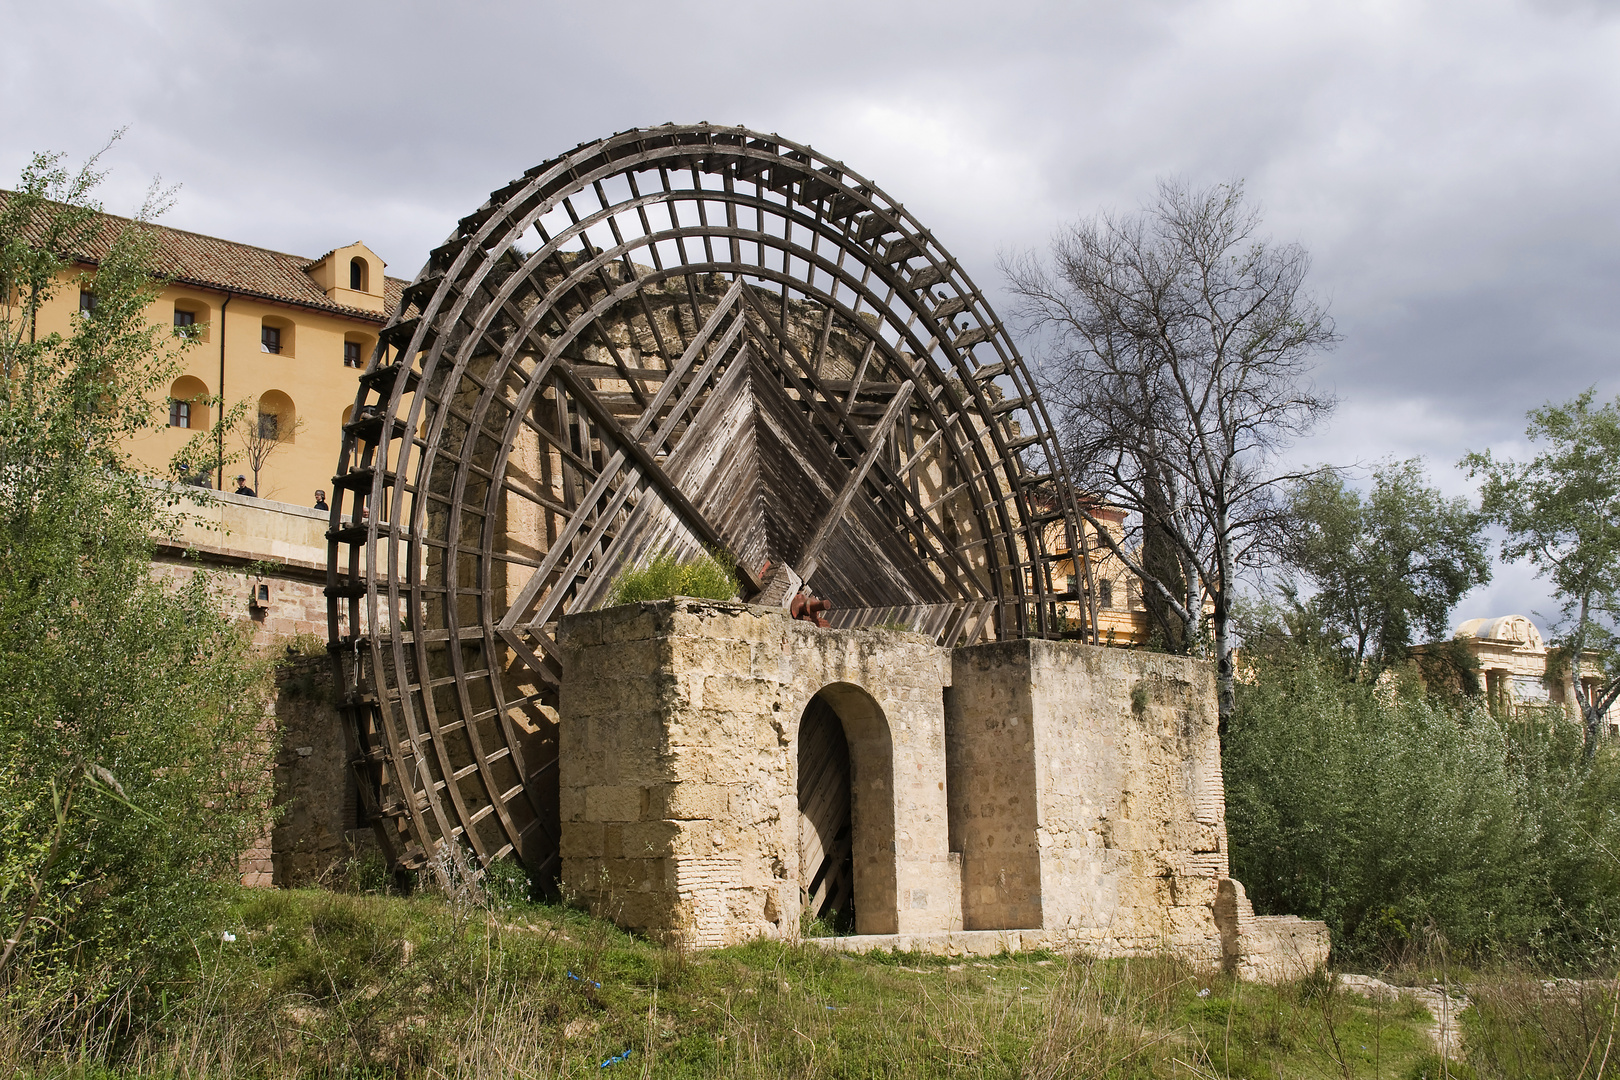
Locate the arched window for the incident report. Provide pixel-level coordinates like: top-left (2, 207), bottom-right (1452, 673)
top-left (257, 390), bottom-right (297, 444)
top-left (167, 376), bottom-right (210, 430)
top-left (172, 298), bottom-right (209, 341)
top-left (343, 332), bottom-right (374, 368)
top-left (350, 257), bottom-right (368, 292)
top-left (261, 316), bottom-right (294, 356)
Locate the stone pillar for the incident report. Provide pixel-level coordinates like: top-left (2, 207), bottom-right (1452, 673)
top-left (557, 598), bottom-right (959, 948)
top-left (268, 656), bottom-right (361, 886)
top-left (945, 644), bottom-right (1043, 930)
top-left (949, 639), bottom-right (1228, 963)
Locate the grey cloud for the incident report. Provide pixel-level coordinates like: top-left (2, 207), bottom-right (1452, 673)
top-left (5, 0), bottom-right (1617, 628)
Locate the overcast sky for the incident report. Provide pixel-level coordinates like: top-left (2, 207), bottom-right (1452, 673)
top-left (7, 0), bottom-right (1616, 630)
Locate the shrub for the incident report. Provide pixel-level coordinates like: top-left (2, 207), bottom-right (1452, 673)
top-left (0, 148), bottom-right (275, 1031)
top-left (481, 856), bottom-right (536, 908)
top-left (605, 548), bottom-right (738, 606)
top-left (1464, 971), bottom-right (1620, 1078)
top-left (1226, 647), bottom-right (1620, 967)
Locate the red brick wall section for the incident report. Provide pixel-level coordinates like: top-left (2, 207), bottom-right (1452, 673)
top-left (148, 559), bottom-right (340, 649)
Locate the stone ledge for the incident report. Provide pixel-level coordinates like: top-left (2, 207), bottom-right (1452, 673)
top-left (153, 541), bottom-right (327, 581)
top-left (803, 918), bottom-right (1329, 984)
top-left (803, 929), bottom-right (1048, 957)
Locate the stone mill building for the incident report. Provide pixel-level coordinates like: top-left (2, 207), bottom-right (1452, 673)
top-left (216, 124), bottom-right (1326, 978)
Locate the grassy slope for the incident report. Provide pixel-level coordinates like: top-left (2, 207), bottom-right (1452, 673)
top-left (31, 888), bottom-right (1467, 1079)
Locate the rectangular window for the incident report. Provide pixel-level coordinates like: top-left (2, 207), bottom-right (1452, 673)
top-left (78, 290), bottom-right (96, 315)
top-left (174, 309), bottom-right (196, 327)
top-left (1099, 580), bottom-right (1114, 609)
top-left (169, 400), bottom-right (190, 428)
top-left (261, 326), bottom-right (281, 354)
top-left (258, 412), bottom-right (279, 440)
top-left (343, 341), bottom-right (362, 367)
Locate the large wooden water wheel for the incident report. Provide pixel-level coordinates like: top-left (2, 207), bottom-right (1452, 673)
top-left (325, 124), bottom-right (1094, 886)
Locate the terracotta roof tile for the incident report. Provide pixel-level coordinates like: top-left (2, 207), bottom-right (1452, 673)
top-left (0, 190), bottom-right (406, 322)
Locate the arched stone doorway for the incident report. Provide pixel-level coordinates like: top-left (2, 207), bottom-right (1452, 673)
top-left (798, 695), bottom-right (852, 929)
top-left (797, 683), bottom-right (898, 936)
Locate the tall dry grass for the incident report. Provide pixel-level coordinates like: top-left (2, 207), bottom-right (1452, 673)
top-left (0, 887), bottom-right (1502, 1079)
top-left (1463, 970), bottom-right (1620, 1079)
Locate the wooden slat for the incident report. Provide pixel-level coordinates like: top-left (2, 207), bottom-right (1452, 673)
top-left (798, 382), bottom-right (912, 581)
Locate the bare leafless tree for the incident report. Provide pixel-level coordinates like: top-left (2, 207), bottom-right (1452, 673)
top-left (237, 408), bottom-right (303, 497)
top-left (1004, 179), bottom-right (1338, 739)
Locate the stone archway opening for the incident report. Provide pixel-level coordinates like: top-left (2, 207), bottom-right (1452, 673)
top-left (798, 695), bottom-right (854, 931)
top-left (797, 683), bottom-right (898, 936)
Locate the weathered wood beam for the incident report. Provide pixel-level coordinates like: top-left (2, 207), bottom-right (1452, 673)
top-left (799, 381), bottom-right (913, 582)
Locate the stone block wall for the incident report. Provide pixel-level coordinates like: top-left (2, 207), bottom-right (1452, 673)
top-left (547, 598), bottom-right (1327, 978)
top-left (948, 642), bottom-right (1229, 960)
top-left (149, 559), bottom-right (331, 649)
top-left (149, 486), bottom-right (372, 652)
top-left (1051, 642), bottom-right (1226, 960)
top-left (270, 656), bottom-right (365, 886)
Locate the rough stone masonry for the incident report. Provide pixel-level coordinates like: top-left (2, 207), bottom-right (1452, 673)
top-left (557, 598), bottom-right (1327, 980)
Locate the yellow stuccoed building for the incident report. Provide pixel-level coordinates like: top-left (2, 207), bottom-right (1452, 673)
top-left (15, 196), bottom-right (405, 505)
top-left (2, 197), bottom-right (417, 885)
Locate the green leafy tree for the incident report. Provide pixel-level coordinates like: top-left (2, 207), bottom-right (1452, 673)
top-left (1464, 390), bottom-right (1620, 757)
top-left (0, 148), bottom-right (273, 1025)
top-left (1283, 459), bottom-right (1491, 673)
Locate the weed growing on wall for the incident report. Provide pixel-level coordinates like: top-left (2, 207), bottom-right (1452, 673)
top-left (605, 548), bottom-right (738, 606)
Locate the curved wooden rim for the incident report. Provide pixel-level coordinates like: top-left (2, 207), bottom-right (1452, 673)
top-left (323, 124), bottom-right (1096, 882)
